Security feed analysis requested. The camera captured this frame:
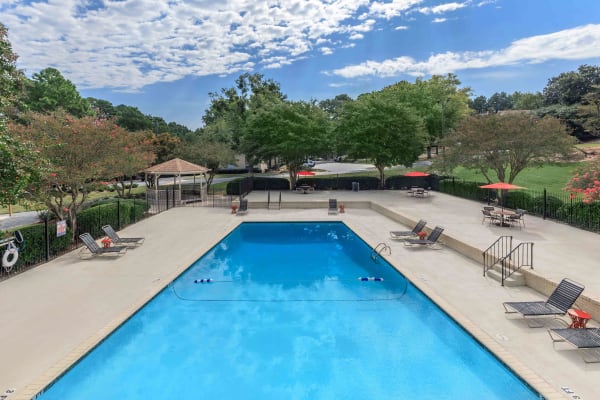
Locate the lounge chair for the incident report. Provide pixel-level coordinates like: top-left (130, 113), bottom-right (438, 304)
top-left (328, 199), bottom-right (338, 215)
top-left (389, 219), bottom-right (427, 240)
top-left (102, 225), bottom-right (145, 247)
top-left (78, 233), bottom-right (127, 258)
top-left (503, 278), bottom-right (585, 327)
top-left (403, 226), bottom-right (444, 249)
top-left (237, 199), bottom-right (248, 216)
top-left (548, 328), bottom-right (600, 363)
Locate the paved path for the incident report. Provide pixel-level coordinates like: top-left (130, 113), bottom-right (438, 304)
top-left (1, 190), bottom-right (599, 400)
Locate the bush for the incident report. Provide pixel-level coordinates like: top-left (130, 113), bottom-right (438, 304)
top-left (557, 201), bottom-right (600, 231)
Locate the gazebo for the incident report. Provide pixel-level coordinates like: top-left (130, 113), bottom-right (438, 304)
top-left (144, 158), bottom-right (209, 211)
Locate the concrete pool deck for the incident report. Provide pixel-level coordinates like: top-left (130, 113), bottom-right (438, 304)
top-left (1, 190), bottom-right (599, 399)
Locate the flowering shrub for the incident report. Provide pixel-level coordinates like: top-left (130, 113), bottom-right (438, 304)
top-left (564, 160), bottom-right (600, 203)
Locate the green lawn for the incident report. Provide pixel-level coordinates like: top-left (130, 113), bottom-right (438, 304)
top-left (447, 163), bottom-right (580, 192)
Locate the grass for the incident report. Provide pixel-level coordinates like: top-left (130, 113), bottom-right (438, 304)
top-left (448, 163), bottom-right (580, 193)
top-left (0, 185), bottom-right (147, 216)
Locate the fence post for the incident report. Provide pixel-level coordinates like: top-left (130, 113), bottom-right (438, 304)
top-left (45, 218), bottom-right (50, 261)
top-left (543, 189), bottom-right (547, 220)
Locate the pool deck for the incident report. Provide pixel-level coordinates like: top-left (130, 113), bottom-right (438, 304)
top-left (2, 190), bottom-right (600, 399)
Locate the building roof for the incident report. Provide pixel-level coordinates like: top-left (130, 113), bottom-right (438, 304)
top-left (144, 158), bottom-right (208, 175)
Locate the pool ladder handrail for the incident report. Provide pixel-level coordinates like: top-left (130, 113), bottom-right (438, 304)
top-left (371, 242), bottom-right (391, 262)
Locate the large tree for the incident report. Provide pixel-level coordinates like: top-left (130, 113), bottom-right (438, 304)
top-left (9, 112), bottom-right (140, 237)
top-left (383, 74), bottom-right (470, 158)
top-left (543, 65), bottom-right (600, 106)
top-left (337, 90), bottom-right (426, 188)
top-left (0, 23), bottom-right (27, 115)
top-left (439, 113), bottom-right (575, 184)
top-left (243, 100), bottom-right (330, 188)
top-left (0, 120), bottom-right (46, 209)
top-left (25, 68), bottom-right (91, 117)
top-left (202, 73), bottom-right (286, 150)
top-left (109, 130), bottom-right (155, 198)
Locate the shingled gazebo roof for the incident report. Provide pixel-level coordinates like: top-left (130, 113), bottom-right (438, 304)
top-left (144, 158), bottom-right (208, 175)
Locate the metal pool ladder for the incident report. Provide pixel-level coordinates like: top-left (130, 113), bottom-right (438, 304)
top-left (371, 242), bottom-right (391, 263)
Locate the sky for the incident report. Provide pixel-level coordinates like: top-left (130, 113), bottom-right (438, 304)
top-left (1, 0), bottom-right (600, 130)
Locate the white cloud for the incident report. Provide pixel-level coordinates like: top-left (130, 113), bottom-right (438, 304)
top-left (395, 25), bottom-right (409, 30)
top-left (432, 17), bottom-right (447, 23)
top-left (1, 0), bottom-right (376, 90)
top-left (419, 2), bottom-right (468, 15)
top-left (331, 24), bottom-right (600, 78)
top-left (369, 0), bottom-right (424, 20)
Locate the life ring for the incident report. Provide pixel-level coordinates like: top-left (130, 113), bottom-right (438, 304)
top-left (2, 242), bottom-right (19, 270)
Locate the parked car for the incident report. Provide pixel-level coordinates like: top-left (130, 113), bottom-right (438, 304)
top-left (302, 159), bottom-right (315, 168)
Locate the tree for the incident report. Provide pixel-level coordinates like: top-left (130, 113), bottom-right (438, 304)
top-left (0, 23), bottom-right (27, 114)
top-left (439, 113), bottom-right (575, 184)
top-left (0, 120), bottom-right (46, 209)
top-left (175, 134), bottom-right (235, 189)
top-left (109, 130), bottom-right (155, 198)
top-left (564, 160), bottom-right (600, 203)
top-left (337, 90), bottom-right (426, 188)
top-left (25, 68), bottom-right (91, 117)
top-left (470, 96), bottom-right (488, 114)
top-left (487, 92), bottom-right (513, 112)
top-left (511, 91), bottom-right (544, 110)
top-left (382, 74), bottom-right (470, 158)
top-left (202, 73), bottom-right (286, 149)
top-left (9, 112), bottom-right (134, 237)
top-left (151, 132), bottom-right (181, 164)
top-left (114, 104), bottom-right (153, 132)
top-left (543, 65), bottom-right (600, 106)
top-left (243, 100), bottom-right (330, 188)
top-left (577, 85), bottom-right (600, 137)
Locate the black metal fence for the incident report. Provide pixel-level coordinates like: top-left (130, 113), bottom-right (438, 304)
top-left (439, 177), bottom-right (600, 233)
top-left (1, 198), bottom-right (150, 282)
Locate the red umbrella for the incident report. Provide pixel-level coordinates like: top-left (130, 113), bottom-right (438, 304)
top-left (479, 182), bottom-right (525, 190)
top-left (297, 170), bottom-right (316, 176)
top-left (404, 171), bottom-right (430, 177)
top-left (479, 182), bottom-right (526, 212)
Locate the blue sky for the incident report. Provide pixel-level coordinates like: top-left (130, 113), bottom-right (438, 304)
top-left (2, 0), bottom-right (599, 130)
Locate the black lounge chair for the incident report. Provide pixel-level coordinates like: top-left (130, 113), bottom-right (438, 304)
top-left (79, 233), bottom-right (127, 258)
top-left (403, 226), bottom-right (444, 249)
top-left (503, 278), bottom-right (585, 327)
top-left (389, 219), bottom-right (427, 240)
top-left (548, 328), bottom-right (600, 363)
top-left (237, 199), bottom-right (248, 216)
top-left (102, 225), bottom-right (145, 247)
top-left (328, 199), bottom-right (338, 215)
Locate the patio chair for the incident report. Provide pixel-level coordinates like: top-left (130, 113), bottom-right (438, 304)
top-left (548, 328), bottom-right (600, 363)
top-left (403, 226), bottom-right (444, 249)
top-left (503, 278), bottom-right (585, 327)
top-left (328, 199), bottom-right (338, 215)
top-left (78, 232), bottom-right (127, 258)
top-left (102, 225), bottom-right (145, 247)
top-left (237, 199), bottom-right (248, 216)
top-left (481, 209), bottom-right (500, 225)
top-left (389, 219), bottom-right (427, 240)
top-left (506, 212), bottom-right (524, 229)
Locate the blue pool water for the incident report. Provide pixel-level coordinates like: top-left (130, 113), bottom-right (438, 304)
top-left (37, 222), bottom-right (539, 399)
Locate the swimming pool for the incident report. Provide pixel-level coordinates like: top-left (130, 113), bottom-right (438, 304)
top-left (37, 222), bottom-right (539, 399)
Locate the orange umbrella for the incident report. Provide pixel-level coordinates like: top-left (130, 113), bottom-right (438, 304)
top-left (479, 182), bottom-right (525, 190)
top-left (404, 171), bottom-right (430, 177)
top-left (479, 182), bottom-right (526, 212)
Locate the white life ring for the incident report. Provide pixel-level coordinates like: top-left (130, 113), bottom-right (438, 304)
top-left (2, 242), bottom-right (19, 271)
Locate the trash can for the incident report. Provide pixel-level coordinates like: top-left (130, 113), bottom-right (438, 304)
top-left (352, 182), bottom-right (360, 192)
